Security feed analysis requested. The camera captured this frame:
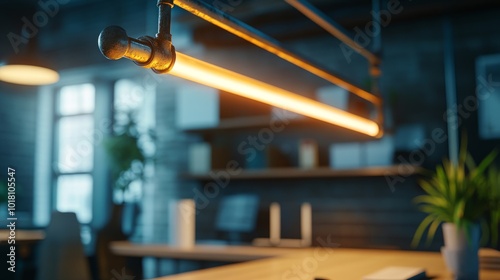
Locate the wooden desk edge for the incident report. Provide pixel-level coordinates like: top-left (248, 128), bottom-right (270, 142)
top-left (110, 241), bottom-right (300, 262)
top-left (109, 241), bottom-right (500, 280)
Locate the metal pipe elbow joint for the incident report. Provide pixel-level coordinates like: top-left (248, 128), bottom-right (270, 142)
top-left (98, 25), bottom-right (176, 74)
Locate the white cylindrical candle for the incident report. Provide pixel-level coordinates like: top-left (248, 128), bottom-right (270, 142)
top-left (270, 202), bottom-right (281, 245)
top-left (301, 202), bottom-right (312, 247)
top-left (168, 199), bottom-right (196, 248)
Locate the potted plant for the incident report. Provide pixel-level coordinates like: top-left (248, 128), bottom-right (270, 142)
top-left (104, 112), bottom-right (154, 201)
top-left (103, 111), bottom-right (155, 235)
top-left (412, 138), bottom-right (500, 280)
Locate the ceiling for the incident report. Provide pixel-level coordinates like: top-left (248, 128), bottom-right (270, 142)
top-left (2, 0), bottom-right (500, 45)
top-left (2, 0), bottom-right (500, 70)
top-left (181, 0), bottom-right (500, 46)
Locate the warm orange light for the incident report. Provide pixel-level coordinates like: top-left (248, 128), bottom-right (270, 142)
top-left (170, 52), bottom-right (380, 137)
top-left (0, 64), bottom-right (60, 86)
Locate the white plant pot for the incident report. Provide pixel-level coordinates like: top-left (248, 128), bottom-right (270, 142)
top-left (441, 223), bottom-right (479, 280)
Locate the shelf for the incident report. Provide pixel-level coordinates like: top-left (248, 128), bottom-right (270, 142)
top-left (183, 115), bottom-right (280, 133)
top-left (183, 165), bottom-right (421, 180)
top-left (182, 115), bottom-right (375, 142)
top-left (200, 115), bottom-right (271, 131)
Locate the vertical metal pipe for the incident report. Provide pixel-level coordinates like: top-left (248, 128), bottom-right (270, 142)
top-left (369, 0), bottom-right (382, 93)
top-left (157, 0), bottom-right (174, 41)
top-left (371, 0), bottom-right (382, 56)
top-left (443, 18), bottom-right (459, 164)
top-left (285, 0), bottom-right (380, 64)
top-left (370, 0), bottom-right (384, 130)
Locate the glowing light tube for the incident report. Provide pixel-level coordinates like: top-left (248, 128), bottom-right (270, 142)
top-left (170, 52), bottom-right (380, 137)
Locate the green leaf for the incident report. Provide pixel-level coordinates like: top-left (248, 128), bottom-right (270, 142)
top-left (426, 219), bottom-right (442, 246)
top-left (453, 199), bottom-right (465, 224)
top-left (412, 214), bottom-right (439, 248)
top-left (419, 179), bottom-right (442, 197)
top-left (418, 205), bottom-right (452, 222)
top-left (414, 195), bottom-right (448, 208)
top-left (471, 150), bottom-right (498, 181)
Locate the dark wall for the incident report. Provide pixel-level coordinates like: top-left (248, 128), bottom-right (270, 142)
top-left (193, 176), bottom-right (439, 251)
top-left (0, 4), bottom-right (44, 224)
top-left (0, 84), bottom-right (38, 216)
top-left (453, 10), bottom-right (500, 161)
top-left (170, 9), bottom-right (500, 251)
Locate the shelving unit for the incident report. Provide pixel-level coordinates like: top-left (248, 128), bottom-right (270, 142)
top-left (183, 165), bottom-right (421, 180)
top-left (181, 91), bottom-right (405, 181)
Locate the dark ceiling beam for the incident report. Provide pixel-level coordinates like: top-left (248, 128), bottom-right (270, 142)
top-left (189, 0), bottom-right (500, 47)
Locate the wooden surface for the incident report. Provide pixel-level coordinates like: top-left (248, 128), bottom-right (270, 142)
top-left (154, 248), bottom-right (500, 280)
top-left (111, 241), bottom-right (298, 262)
top-left (0, 229), bottom-right (44, 243)
top-left (183, 165), bottom-right (420, 180)
top-left (110, 242), bottom-right (500, 280)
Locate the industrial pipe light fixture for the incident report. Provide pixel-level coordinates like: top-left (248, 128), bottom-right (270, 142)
top-left (98, 0), bottom-right (383, 137)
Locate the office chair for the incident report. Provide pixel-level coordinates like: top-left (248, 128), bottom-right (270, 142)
top-left (36, 211), bottom-right (91, 280)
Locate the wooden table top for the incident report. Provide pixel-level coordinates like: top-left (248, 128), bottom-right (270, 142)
top-left (110, 241), bottom-right (500, 280)
top-left (0, 229), bottom-right (44, 243)
top-left (156, 249), bottom-right (500, 280)
top-left (110, 241), bottom-right (299, 262)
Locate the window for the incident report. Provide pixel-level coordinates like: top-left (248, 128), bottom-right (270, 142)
top-left (34, 74), bottom-right (155, 245)
top-left (54, 84), bottom-right (95, 224)
top-left (476, 54), bottom-right (500, 139)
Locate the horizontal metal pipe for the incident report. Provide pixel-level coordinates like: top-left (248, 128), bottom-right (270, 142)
top-left (173, 0), bottom-right (382, 106)
top-left (286, 0), bottom-right (380, 64)
top-left (98, 26), bottom-right (153, 62)
top-left (128, 39), bottom-right (153, 63)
